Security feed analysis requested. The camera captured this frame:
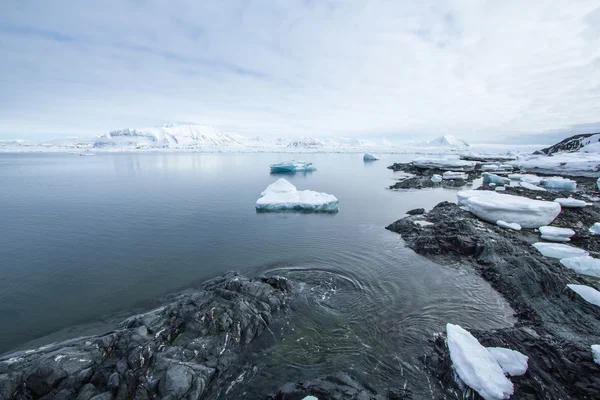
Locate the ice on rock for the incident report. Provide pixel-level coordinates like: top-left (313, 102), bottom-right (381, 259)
top-left (508, 174), bottom-right (542, 184)
top-left (497, 220), bottom-right (521, 231)
top-left (460, 192), bottom-right (561, 228)
top-left (270, 160), bottom-right (315, 173)
top-left (412, 158), bottom-right (476, 171)
top-left (486, 347), bottom-right (529, 376)
top-left (256, 178), bottom-right (338, 212)
top-left (567, 284), bottom-right (600, 307)
top-left (554, 197), bottom-right (591, 208)
top-left (590, 223), bottom-right (600, 235)
top-left (431, 174), bottom-right (443, 183)
top-left (533, 243), bottom-right (589, 259)
top-left (560, 256), bottom-right (600, 278)
top-left (363, 153), bottom-right (380, 161)
top-left (519, 182), bottom-right (546, 192)
top-left (443, 171), bottom-right (468, 180)
top-left (483, 172), bottom-right (510, 186)
top-left (597, 177), bottom-right (600, 191)
top-left (539, 226), bottom-right (575, 242)
top-left (592, 345), bottom-right (600, 364)
top-left (414, 220), bottom-right (434, 227)
top-left (302, 397), bottom-right (319, 400)
top-left (481, 164), bottom-right (499, 171)
top-left (446, 324), bottom-right (513, 400)
top-left (542, 177), bottom-right (577, 191)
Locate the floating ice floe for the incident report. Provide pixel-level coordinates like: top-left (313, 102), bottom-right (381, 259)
top-left (560, 256), bottom-right (600, 278)
top-left (446, 324), bottom-right (514, 400)
top-left (443, 171), bottom-right (468, 180)
top-left (590, 223), bottom-right (600, 235)
top-left (459, 191), bottom-right (561, 228)
top-left (270, 160), bottom-right (316, 173)
top-left (532, 243), bottom-right (589, 259)
top-left (539, 226), bottom-right (575, 242)
top-left (553, 197), bottom-right (591, 208)
top-left (567, 284), bottom-right (600, 307)
top-left (412, 158), bottom-right (476, 171)
top-left (486, 347), bottom-right (529, 377)
top-left (483, 172), bottom-right (510, 186)
top-left (519, 182), bottom-right (546, 192)
top-left (497, 220), bottom-right (521, 231)
top-left (592, 345), bottom-right (600, 365)
top-left (431, 174), bottom-right (443, 183)
top-left (541, 177), bottom-right (577, 191)
top-left (363, 153), bottom-right (380, 161)
top-left (256, 178), bottom-right (338, 212)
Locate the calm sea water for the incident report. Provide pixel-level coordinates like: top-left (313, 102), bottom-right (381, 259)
top-left (0, 152), bottom-right (514, 395)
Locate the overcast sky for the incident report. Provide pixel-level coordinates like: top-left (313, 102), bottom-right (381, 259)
top-left (1, 0), bottom-right (600, 142)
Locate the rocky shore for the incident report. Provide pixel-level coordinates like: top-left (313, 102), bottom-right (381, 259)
top-left (386, 181), bottom-right (600, 398)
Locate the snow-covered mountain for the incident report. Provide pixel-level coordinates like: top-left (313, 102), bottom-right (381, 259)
top-left (286, 137), bottom-right (324, 149)
top-left (427, 135), bottom-right (470, 148)
top-left (538, 133), bottom-right (600, 155)
top-left (94, 124), bottom-right (246, 149)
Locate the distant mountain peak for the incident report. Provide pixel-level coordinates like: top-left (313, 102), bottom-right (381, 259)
top-left (427, 134), bottom-right (470, 148)
top-left (537, 132), bottom-right (600, 155)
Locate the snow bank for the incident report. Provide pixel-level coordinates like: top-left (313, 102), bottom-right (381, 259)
top-left (486, 347), bottom-right (528, 376)
top-left (256, 179), bottom-right (338, 212)
top-left (590, 223), bottom-right (600, 235)
top-left (460, 192), bottom-right (561, 228)
top-left (533, 243), bottom-right (589, 259)
top-left (539, 226), bottom-right (575, 242)
top-left (554, 197), bottom-right (591, 208)
top-left (363, 153), bottom-right (380, 161)
top-left (567, 284), bottom-right (600, 307)
top-left (497, 220), bottom-right (521, 231)
top-left (560, 256), bottom-right (600, 278)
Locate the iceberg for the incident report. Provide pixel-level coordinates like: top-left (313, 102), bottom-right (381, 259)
top-left (486, 347), bottom-right (528, 376)
top-left (483, 173), bottom-right (510, 186)
top-left (460, 192), bottom-right (561, 228)
top-left (443, 171), bottom-right (468, 180)
top-left (541, 177), bottom-right (577, 191)
top-left (590, 223), bottom-right (600, 235)
top-left (497, 220), bottom-right (521, 231)
top-left (553, 197), bottom-right (591, 208)
top-left (431, 174), bottom-right (443, 183)
top-left (592, 345), bottom-right (600, 365)
top-left (270, 160), bottom-right (316, 173)
top-left (256, 178), bottom-right (338, 212)
top-left (567, 284), bottom-right (600, 307)
top-left (532, 243), bottom-right (589, 259)
top-left (412, 158), bottom-right (476, 171)
top-left (539, 226), bottom-right (575, 242)
top-left (560, 256), bottom-right (600, 278)
top-left (446, 324), bottom-right (513, 400)
top-left (519, 182), bottom-right (546, 192)
top-left (363, 153), bottom-right (380, 161)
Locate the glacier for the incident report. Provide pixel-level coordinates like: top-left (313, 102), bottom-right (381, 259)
top-left (269, 160), bottom-right (316, 173)
top-left (532, 243), bottom-right (589, 259)
top-left (446, 324), bottom-right (513, 400)
top-left (539, 226), bottom-right (575, 242)
top-left (560, 256), bottom-right (600, 278)
top-left (567, 284), bottom-right (600, 307)
top-left (486, 347), bottom-right (528, 377)
top-left (255, 179), bottom-right (338, 212)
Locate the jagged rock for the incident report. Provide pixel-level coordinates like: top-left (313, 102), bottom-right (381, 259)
top-left (406, 208), bottom-right (425, 215)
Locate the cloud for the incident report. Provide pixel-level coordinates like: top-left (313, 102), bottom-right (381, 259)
top-left (1, 0), bottom-right (600, 142)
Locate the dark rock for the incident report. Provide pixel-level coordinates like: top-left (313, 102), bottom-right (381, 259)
top-left (89, 392), bottom-right (114, 400)
top-left (77, 383), bottom-right (100, 400)
top-left (106, 372), bottom-right (119, 392)
top-left (406, 208), bottom-right (425, 215)
top-left (159, 364), bottom-right (193, 398)
top-left (538, 132), bottom-right (600, 155)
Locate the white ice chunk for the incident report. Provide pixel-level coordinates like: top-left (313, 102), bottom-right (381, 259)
top-left (592, 345), bottom-right (600, 364)
top-left (495, 186), bottom-right (506, 192)
top-left (497, 220), bottom-right (521, 231)
top-left (560, 256), bottom-right (600, 278)
top-left (519, 182), bottom-right (546, 192)
top-left (481, 164), bottom-right (499, 171)
top-left (457, 190), bottom-right (498, 206)
top-left (507, 174), bottom-right (542, 184)
top-left (414, 220), bottom-right (434, 227)
top-left (539, 226), bottom-right (575, 243)
top-left (446, 324), bottom-right (513, 400)
top-left (270, 160), bottom-right (315, 173)
top-left (554, 197), bottom-right (591, 208)
top-left (483, 172), bottom-right (510, 186)
top-left (256, 178), bottom-right (338, 212)
top-left (412, 158), bottom-right (476, 171)
top-left (486, 347), bottom-right (529, 377)
top-left (542, 177), bottom-right (577, 191)
top-left (431, 174), bottom-right (443, 183)
top-left (532, 243), bottom-right (589, 259)
top-left (363, 153), bottom-right (380, 161)
top-left (462, 193), bottom-right (561, 228)
top-left (567, 284), bottom-right (600, 307)
top-left (590, 223), bottom-right (600, 235)
top-left (302, 397), bottom-right (319, 400)
top-left (443, 171), bottom-right (468, 180)
top-left (597, 177), bottom-right (600, 191)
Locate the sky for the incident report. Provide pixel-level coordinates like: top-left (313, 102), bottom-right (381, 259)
top-left (1, 0), bottom-right (600, 143)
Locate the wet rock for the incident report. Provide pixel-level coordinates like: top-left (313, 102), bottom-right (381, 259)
top-left (0, 273), bottom-right (291, 399)
top-left (406, 208), bottom-right (425, 215)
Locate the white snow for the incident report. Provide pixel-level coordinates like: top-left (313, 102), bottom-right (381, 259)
top-left (256, 179), bottom-right (338, 212)
top-left (567, 284), bottom-right (600, 307)
top-left (496, 220), bottom-right (521, 231)
top-left (302, 397), bottom-right (319, 400)
top-left (541, 177), bottom-right (577, 191)
top-left (460, 192), bottom-right (561, 228)
top-left (483, 173), bottom-right (510, 186)
top-left (427, 135), bottom-right (470, 148)
top-left (431, 174), bottom-right (443, 183)
top-left (560, 256), bottom-right (600, 278)
top-left (443, 171), bottom-right (468, 180)
top-left (412, 158), bottom-right (476, 171)
top-left (553, 197), bottom-right (591, 208)
top-left (590, 223), bottom-right (600, 235)
top-left (486, 347), bottom-right (529, 377)
top-left (519, 182), bottom-right (546, 192)
top-left (510, 153), bottom-right (600, 177)
top-left (539, 226), bottom-right (575, 242)
top-left (532, 243), bottom-right (589, 259)
top-left (446, 324), bottom-right (513, 400)
top-left (592, 345), bottom-right (600, 364)
top-left (363, 153), bottom-right (380, 161)
top-left (414, 220), bottom-right (434, 227)
top-left (597, 177), bottom-right (600, 191)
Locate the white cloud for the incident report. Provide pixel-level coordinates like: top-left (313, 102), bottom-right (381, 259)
top-left (0, 0), bottom-right (599, 142)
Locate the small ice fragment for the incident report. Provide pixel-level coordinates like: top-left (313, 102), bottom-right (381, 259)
top-left (363, 153), bottom-right (380, 161)
top-left (486, 347), bottom-right (529, 376)
top-left (483, 172), bottom-right (510, 186)
top-left (554, 197), bottom-right (591, 208)
top-left (560, 256), bottom-right (600, 278)
top-left (592, 345), bottom-right (600, 364)
top-left (567, 284), bottom-right (600, 307)
top-left (431, 174), bottom-right (442, 183)
top-left (495, 186), bottom-right (506, 191)
top-left (497, 220), bottom-right (521, 231)
top-left (542, 177), bottom-right (577, 191)
top-left (532, 243), bottom-right (589, 259)
top-left (302, 397), bottom-right (319, 400)
top-left (597, 177), bottom-right (600, 191)
top-left (443, 171), bottom-right (468, 180)
top-left (519, 181), bottom-right (546, 192)
top-left (590, 223), bottom-right (600, 235)
top-left (539, 226), bottom-right (575, 242)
